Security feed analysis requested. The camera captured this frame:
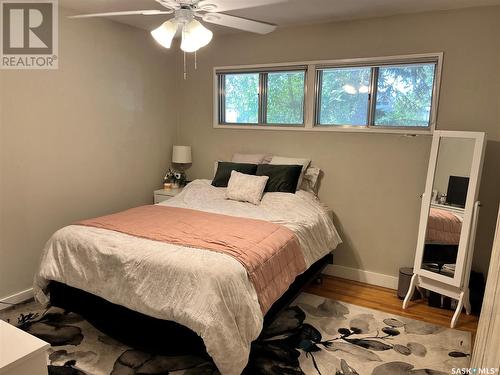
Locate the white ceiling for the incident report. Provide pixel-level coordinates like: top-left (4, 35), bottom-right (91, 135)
top-left (60, 0), bottom-right (500, 34)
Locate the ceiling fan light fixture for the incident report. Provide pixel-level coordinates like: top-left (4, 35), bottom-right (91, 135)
top-left (151, 19), bottom-right (178, 48)
top-left (180, 19), bottom-right (213, 53)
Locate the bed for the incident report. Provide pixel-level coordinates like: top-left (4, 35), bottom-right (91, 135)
top-left (425, 207), bottom-right (463, 245)
top-left (34, 179), bottom-right (341, 375)
top-left (423, 207), bottom-right (463, 272)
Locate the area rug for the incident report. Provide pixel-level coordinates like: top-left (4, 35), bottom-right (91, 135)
top-left (0, 292), bottom-right (471, 375)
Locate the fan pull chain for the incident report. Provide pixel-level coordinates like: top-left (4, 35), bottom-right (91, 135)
top-left (183, 51), bottom-right (187, 80)
top-left (194, 51), bottom-right (197, 70)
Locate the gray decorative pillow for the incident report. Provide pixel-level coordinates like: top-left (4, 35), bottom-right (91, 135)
top-left (226, 171), bottom-right (269, 205)
top-left (300, 166), bottom-right (321, 194)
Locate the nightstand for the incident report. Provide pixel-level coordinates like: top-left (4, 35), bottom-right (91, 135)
top-left (0, 320), bottom-right (50, 375)
top-left (154, 188), bottom-right (183, 204)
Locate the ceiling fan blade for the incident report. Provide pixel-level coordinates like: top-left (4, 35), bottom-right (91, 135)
top-left (199, 0), bottom-right (287, 13)
top-left (155, 0), bottom-right (180, 11)
top-left (202, 13), bottom-right (276, 34)
top-left (68, 10), bottom-right (173, 19)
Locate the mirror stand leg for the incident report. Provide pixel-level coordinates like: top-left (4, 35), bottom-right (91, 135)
top-left (451, 291), bottom-right (465, 328)
top-left (463, 288), bottom-right (471, 315)
top-left (403, 274), bottom-right (418, 309)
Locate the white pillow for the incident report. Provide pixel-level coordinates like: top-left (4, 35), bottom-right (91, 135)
top-left (226, 171), bottom-right (269, 205)
top-left (270, 156), bottom-right (311, 189)
top-left (232, 153), bottom-right (272, 164)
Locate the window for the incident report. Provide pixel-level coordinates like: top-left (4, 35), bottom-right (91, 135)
top-left (218, 68), bottom-right (306, 126)
top-left (317, 67), bottom-right (371, 126)
top-left (374, 64), bottom-right (436, 127)
top-left (266, 71), bottom-right (305, 124)
top-left (215, 53), bottom-right (441, 133)
top-left (223, 73), bottom-right (259, 124)
top-left (316, 62), bottom-right (437, 128)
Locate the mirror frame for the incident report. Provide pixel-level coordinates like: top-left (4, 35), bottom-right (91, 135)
top-left (414, 130), bottom-right (486, 288)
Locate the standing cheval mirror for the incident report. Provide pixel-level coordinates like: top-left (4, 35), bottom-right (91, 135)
top-left (403, 130), bottom-right (486, 328)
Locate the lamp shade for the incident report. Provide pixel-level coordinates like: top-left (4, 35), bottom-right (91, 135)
top-left (172, 145), bottom-right (192, 164)
top-left (151, 20), bottom-right (178, 49)
top-left (180, 19), bottom-right (213, 53)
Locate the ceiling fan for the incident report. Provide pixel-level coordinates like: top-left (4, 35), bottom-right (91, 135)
top-left (69, 0), bottom-right (286, 53)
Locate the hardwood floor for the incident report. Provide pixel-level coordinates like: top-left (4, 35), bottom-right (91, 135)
top-left (306, 275), bottom-right (479, 342)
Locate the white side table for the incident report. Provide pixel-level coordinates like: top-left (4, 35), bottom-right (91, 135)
top-left (0, 320), bottom-right (49, 375)
top-left (154, 187), bottom-right (183, 204)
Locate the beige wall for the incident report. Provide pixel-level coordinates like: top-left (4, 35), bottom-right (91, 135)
top-left (0, 9), bottom-right (178, 298)
top-left (175, 6), bottom-right (500, 279)
top-left (1, 6), bottom-right (498, 299)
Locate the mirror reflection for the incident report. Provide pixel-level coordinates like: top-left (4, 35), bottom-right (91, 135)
top-left (422, 137), bottom-right (475, 277)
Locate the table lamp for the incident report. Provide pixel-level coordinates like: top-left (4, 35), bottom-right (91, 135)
top-left (172, 145), bottom-right (192, 164)
top-left (170, 145), bottom-right (192, 187)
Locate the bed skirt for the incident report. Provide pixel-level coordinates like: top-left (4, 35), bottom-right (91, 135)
top-left (48, 252), bottom-right (333, 357)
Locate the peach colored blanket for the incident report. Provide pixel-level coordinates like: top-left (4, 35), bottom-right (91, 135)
top-left (426, 208), bottom-right (462, 245)
top-left (76, 205), bottom-right (306, 313)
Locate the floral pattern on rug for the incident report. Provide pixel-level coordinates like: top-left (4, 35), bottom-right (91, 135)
top-left (0, 292), bottom-right (471, 375)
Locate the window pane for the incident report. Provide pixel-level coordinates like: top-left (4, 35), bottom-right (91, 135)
top-left (266, 71), bottom-right (305, 124)
top-left (318, 67), bottom-right (371, 126)
top-left (374, 63), bottom-right (435, 127)
top-left (224, 73), bottom-right (259, 124)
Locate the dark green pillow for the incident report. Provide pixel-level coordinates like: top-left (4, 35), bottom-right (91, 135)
top-left (256, 164), bottom-right (303, 193)
top-left (212, 162), bottom-right (258, 187)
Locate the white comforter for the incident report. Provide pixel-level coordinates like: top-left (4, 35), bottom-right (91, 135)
top-left (34, 179), bottom-right (341, 375)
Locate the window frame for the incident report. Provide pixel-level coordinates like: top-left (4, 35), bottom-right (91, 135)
top-left (213, 53), bottom-right (443, 134)
top-left (217, 66), bottom-right (308, 127)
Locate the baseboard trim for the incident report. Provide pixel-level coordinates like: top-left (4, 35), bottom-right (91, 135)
top-left (0, 288), bottom-right (34, 311)
top-left (324, 264), bottom-right (398, 290)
